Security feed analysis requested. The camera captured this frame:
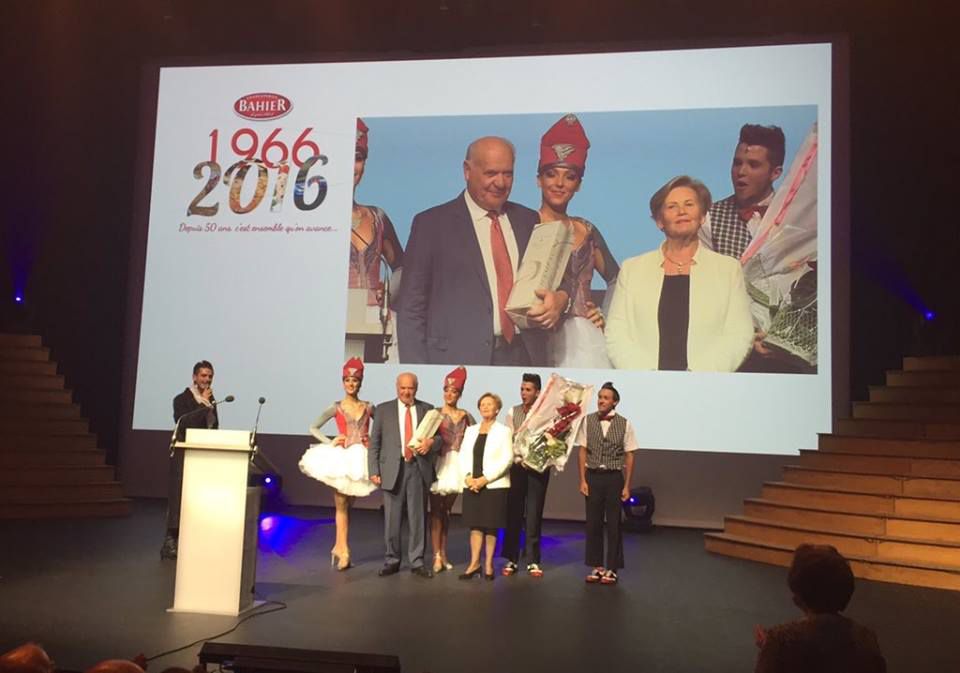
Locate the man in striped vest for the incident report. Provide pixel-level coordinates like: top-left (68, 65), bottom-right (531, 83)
top-left (575, 381), bottom-right (638, 585)
top-left (502, 373), bottom-right (551, 577)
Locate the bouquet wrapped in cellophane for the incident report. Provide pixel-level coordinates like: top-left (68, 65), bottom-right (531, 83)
top-left (515, 374), bottom-right (593, 473)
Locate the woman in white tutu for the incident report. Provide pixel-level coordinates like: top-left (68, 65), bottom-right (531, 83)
top-left (536, 114), bottom-right (619, 368)
top-left (429, 366), bottom-right (474, 573)
top-left (299, 357), bottom-right (375, 570)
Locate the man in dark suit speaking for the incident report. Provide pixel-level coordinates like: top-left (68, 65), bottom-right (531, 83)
top-left (368, 372), bottom-right (439, 578)
top-left (397, 136), bottom-right (570, 366)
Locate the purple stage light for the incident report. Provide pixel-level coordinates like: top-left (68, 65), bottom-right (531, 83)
top-left (924, 311), bottom-right (936, 321)
top-left (14, 296), bottom-right (22, 303)
top-left (264, 475), bottom-right (273, 485)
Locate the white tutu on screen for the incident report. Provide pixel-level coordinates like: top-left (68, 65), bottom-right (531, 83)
top-left (299, 442), bottom-right (377, 497)
top-left (431, 451), bottom-right (463, 495)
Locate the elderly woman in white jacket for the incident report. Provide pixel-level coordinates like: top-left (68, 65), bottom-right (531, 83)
top-left (457, 392), bottom-right (513, 581)
top-left (606, 175), bottom-right (754, 372)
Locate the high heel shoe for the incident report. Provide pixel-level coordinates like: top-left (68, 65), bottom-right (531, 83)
top-left (442, 557), bottom-right (454, 571)
top-left (433, 552), bottom-right (445, 574)
top-left (336, 549), bottom-right (351, 571)
top-left (484, 568), bottom-right (495, 581)
top-left (458, 566), bottom-right (482, 580)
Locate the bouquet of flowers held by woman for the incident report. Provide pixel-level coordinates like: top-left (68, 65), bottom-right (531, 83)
top-left (515, 374), bottom-right (593, 473)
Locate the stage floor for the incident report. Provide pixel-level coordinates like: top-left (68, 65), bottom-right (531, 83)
top-left (0, 500), bottom-right (957, 673)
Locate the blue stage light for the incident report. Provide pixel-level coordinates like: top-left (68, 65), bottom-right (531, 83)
top-left (14, 295), bottom-right (22, 303)
top-left (924, 311), bottom-right (936, 321)
top-left (264, 475), bottom-right (273, 485)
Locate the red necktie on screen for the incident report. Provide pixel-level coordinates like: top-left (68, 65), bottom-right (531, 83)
top-left (738, 204), bottom-right (768, 222)
top-left (487, 210), bottom-right (515, 343)
top-left (403, 404), bottom-right (414, 461)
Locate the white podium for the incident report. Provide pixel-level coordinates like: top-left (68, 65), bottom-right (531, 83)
top-left (169, 428), bottom-right (262, 616)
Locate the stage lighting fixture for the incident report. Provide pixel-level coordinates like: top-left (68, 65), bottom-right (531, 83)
top-left (622, 486), bottom-right (655, 533)
top-left (924, 310), bottom-right (936, 321)
top-left (198, 641), bottom-right (401, 673)
top-left (14, 295), bottom-right (23, 303)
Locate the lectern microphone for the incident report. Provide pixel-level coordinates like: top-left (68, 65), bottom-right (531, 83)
top-left (169, 395), bottom-right (236, 456)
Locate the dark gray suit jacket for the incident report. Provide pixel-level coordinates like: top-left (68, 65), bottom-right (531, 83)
top-left (368, 398), bottom-right (439, 492)
top-left (397, 192), bottom-right (548, 365)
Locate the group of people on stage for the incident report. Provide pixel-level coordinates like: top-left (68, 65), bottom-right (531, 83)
top-left (350, 112), bottom-right (804, 373)
top-left (299, 358), bottom-right (638, 584)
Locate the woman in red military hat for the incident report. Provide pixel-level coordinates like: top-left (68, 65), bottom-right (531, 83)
top-left (429, 365), bottom-right (475, 573)
top-left (536, 113), bottom-right (619, 367)
top-left (350, 119), bottom-right (404, 360)
top-left (298, 357), bottom-right (375, 570)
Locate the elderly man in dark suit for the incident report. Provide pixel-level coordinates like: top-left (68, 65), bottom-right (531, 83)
top-left (397, 136), bottom-right (570, 366)
top-left (368, 371), bottom-right (440, 577)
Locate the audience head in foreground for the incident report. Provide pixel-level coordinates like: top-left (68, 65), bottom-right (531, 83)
top-left (755, 544), bottom-right (886, 673)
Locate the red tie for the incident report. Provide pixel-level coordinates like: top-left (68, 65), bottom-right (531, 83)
top-left (403, 404), bottom-right (414, 461)
top-left (488, 210), bottom-right (515, 343)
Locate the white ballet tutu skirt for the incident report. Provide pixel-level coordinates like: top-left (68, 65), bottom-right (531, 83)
top-left (431, 450), bottom-right (463, 496)
top-left (548, 315), bottom-right (612, 368)
top-left (299, 442), bottom-right (377, 497)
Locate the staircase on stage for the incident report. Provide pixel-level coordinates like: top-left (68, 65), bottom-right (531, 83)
top-left (0, 333), bottom-right (130, 519)
top-left (707, 355), bottom-right (960, 592)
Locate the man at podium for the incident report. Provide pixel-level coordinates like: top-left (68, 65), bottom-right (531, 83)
top-left (163, 360), bottom-right (219, 560)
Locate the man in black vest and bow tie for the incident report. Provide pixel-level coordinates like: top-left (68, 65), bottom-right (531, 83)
top-left (575, 381), bottom-right (638, 585)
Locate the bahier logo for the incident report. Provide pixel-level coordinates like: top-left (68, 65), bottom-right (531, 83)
top-left (234, 93), bottom-right (292, 121)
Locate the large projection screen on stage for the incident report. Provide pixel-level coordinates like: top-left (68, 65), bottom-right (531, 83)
top-left (125, 41), bottom-right (841, 462)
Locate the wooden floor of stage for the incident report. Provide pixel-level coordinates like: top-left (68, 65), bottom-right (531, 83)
top-left (0, 500), bottom-right (957, 673)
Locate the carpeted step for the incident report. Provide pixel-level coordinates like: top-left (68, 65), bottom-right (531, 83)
top-left (0, 346), bottom-right (51, 362)
top-left (3, 434), bottom-right (99, 451)
top-left (0, 482), bottom-right (125, 503)
top-left (0, 450), bottom-right (105, 467)
top-left (0, 388), bottom-right (73, 405)
top-left (0, 403), bottom-right (83, 420)
top-left (0, 334), bottom-right (42, 348)
top-left (0, 418), bottom-right (89, 435)
top-left (0, 360), bottom-right (57, 376)
top-left (0, 499), bottom-right (132, 519)
top-left (0, 374), bottom-right (66, 391)
top-left (0, 465), bottom-right (118, 485)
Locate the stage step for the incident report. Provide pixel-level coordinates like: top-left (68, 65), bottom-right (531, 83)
top-left (743, 499), bottom-right (960, 543)
top-left (0, 482), bottom-right (125, 503)
top-left (836, 418), bottom-right (960, 440)
top-left (0, 465), bottom-right (117, 485)
top-left (0, 450), bottom-right (105, 467)
top-left (887, 370), bottom-right (960, 387)
top-left (0, 388), bottom-right (73, 405)
top-left (798, 449), bottom-right (960, 479)
top-left (869, 386), bottom-right (960, 404)
top-left (0, 346), bottom-right (51, 362)
top-left (0, 360), bottom-right (57, 376)
top-left (761, 482), bottom-right (960, 521)
top-left (818, 434), bottom-right (960, 459)
top-left (0, 334), bottom-right (42, 348)
top-left (0, 419), bottom-right (89, 435)
top-left (0, 374), bottom-right (66, 391)
top-left (723, 515), bottom-right (960, 566)
top-left (0, 499), bottom-right (132, 519)
top-left (783, 465), bottom-right (960, 499)
top-left (0, 333), bottom-right (128, 520)
top-left (852, 401), bottom-right (960, 422)
top-left (904, 356), bottom-right (960, 372)
top-left (5, 434), bottom-right (98, 451)
top-left (704, 533), bottom-right (960, 592)
top-left (0, 403), bottom-right (82, 420)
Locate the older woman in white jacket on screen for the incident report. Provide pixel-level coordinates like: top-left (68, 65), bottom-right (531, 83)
top-left (606, 175), bottom-right (754, 372)
top-left (457, 392), bottom-right (513, 581)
